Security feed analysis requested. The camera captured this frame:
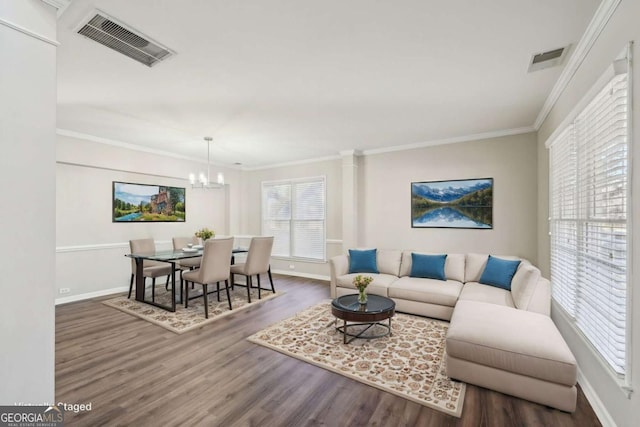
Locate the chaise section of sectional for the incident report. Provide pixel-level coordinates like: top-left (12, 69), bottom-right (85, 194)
top-left (446, 300), bottom-right (578, 412)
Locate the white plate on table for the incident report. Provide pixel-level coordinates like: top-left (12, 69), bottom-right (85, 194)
top-left (182, 247), bottom-right (198, 253)
top-left (192, 244), bottom-right (204, 249)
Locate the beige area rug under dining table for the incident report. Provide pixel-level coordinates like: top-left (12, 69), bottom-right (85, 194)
top-left (103, 286), bottom-right (280, 334)
top-left (247, 302), bottom-right (466, 417)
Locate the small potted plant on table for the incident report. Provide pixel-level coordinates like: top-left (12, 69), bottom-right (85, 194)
top-left (195, 227), bottom-right (214, 244)
top-left (353, 275), bottom-right (373, 304)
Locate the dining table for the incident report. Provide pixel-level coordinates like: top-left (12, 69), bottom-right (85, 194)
top-left (125, 247), bottom-right (248, 312)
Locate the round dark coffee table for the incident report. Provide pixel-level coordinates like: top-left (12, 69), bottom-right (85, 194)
top-left (331, 294), bottom-right (396, 344)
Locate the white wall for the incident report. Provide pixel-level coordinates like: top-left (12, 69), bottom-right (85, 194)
top-left (56, 135), bottom-right (238, 300)
top-left (360, 133), bottom-right (539, 261)
top-left (0, 0), bottom-right (56, 405)
top-left (537, 1), bottom-right (640, 426)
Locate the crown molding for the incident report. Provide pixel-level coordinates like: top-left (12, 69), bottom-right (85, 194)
top-left (242, 154), bottom-right (341, 171)
top-left (56, 128), bottom-right (241, 168)
top-left (533, 0), bottom-right (622, 130)
top-left (41, 0), bottom-right (72, 18)
top-left (362, 126), bottom-right (536, 156)
top-left (60, 125), bottom-right (539, 172)
top-left (0, 16), bottom-right (59, 46)
top-left (338, 149), bottom-right (362, 157)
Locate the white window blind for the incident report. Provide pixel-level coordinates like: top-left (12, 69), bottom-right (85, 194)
top-left (549, 66), bottom-right (629, 376)
top-left (262, 177), bottom-right (326, 260)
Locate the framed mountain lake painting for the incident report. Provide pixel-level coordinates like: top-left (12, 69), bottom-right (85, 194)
top-left (112, 181), bottom-right (186, 222)
top-left (411, 178), bottom-right (493, 229)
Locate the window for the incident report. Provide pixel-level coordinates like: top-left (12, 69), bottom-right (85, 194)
top-left (548, 58), bottom-right (630, 377)
top-left (262, 176), bottom-right (326, 261)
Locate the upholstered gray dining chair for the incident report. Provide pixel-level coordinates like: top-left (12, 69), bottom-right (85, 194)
top-left (172, 236), bottom-right (201, 269)
top-left (128, 238), bottom-right (172, 300)
top-left (172, 236), bottom-right (201, 290)
top-left (182, 237), bottom-right (234, 318)
top-left (230, 236), bottom-right (275, 303)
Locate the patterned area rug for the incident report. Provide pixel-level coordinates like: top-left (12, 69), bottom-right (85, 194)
top-left (247, 302), bottom-right (465, 417)
top-left (103, 286), bottom-right (280, 334)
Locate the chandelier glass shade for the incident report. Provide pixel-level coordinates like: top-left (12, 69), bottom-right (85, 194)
top-left (189, 137), bottom-right (224, 189)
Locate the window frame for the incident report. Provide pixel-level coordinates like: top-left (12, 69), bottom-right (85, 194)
top-left (261, 176), bottom-right (327, 262)
top-left (546, 45), bottom-right (633, 391)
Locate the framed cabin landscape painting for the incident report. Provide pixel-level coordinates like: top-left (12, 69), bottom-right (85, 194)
top-left (411, 178), bottom-right (493, 229)
top-left (112, 181), bottom-right (186, 222)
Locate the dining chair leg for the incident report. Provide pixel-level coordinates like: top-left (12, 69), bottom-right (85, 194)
top-left (246, 275), bottom-right (252, 303)
top-left (180, 270), bottom-right (184, 301)
top-left (257, 274), bottom-right (262, 299)
top-left (230, 273), bottom-right (235, 290)
top-left (216, 282), bottom-right (220, 302)
top-left (185, 281), bottom-right (190, 308)
top-left (152, 277), bottom-right (156, 301)
top-left (203, 284), bottom-right (209, 318)
top-left (225, 279), bottom-right (232, 310)
top-left (268, 266), bottom-right (275, 293)
top-left (165, 274), bottom-right (170, 290)
top-left (128, 274), bottom-right (134, 299)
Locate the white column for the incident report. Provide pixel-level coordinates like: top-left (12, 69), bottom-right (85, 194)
top-left (0, 0), bottom-right (57, 405)
top-left (340, 150), bottom-right (359, 252)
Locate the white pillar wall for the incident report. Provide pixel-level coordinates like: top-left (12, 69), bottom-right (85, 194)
top-left (0, 1), bottom-right (58, 405)
top-left (340, 150), bottom-right (359, 252)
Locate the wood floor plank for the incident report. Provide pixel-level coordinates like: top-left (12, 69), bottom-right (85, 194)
top-left (55, 275), bottom-right (602, 426)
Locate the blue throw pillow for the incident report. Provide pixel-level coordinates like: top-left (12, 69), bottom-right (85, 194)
top-left (479, 255), bottom-right (521, 290)
top-left (348, 249), bottom-right (379, 274)
top-left (410, 253), bottom-right (447, 281)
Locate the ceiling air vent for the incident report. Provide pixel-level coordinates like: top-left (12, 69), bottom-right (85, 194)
top-left (527, 45), bottom-right (570, 72)
top-left (77, 11), bottom-right (174, 67)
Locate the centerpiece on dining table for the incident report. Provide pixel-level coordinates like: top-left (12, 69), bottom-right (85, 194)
top-left (195, 227), bottom-right (215, 245)
top-left (353, 274), bottom-right (373, 304)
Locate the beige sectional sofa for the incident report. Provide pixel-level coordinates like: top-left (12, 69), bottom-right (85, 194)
top-left (329, 250), bottom-right (578, 412)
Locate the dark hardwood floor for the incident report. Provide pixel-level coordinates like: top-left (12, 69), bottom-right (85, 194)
top-left (56, 275), bottom-right (601, 427)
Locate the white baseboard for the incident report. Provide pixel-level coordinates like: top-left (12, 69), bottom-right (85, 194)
top-left (55, 270), bottom-right (329, 305)
top-left (577, 367), bottom-right (617, 427)
top-left (271, 269), bottom-right (330, 282)
top-left (55, 286), bottom-right (128, 305)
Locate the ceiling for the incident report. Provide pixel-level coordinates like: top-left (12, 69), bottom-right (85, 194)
top-left (56, 0), bottom-right (601, 169)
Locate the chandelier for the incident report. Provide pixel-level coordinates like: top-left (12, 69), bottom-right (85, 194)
top-left (189, 137), bottom-right (224, 189)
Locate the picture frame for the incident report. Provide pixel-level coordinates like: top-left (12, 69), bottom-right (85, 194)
top-left (411, 178), bottom-right (493, 229)
top-left (112, 181), bottom-right (186, 222)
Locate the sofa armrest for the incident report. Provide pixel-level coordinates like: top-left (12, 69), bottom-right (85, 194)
top-left (527, 277), bottom-right (551, 316)
top-left (329, 255), bottom-right (349, 298)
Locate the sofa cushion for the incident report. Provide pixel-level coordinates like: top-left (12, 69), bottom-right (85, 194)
top-left (400, 251), bottom-right (465, 282)
top-left (388, 276), bottom-right (463, 306)
top-left (410, 253), bottom-right (447, 280)
top-left (511, 264), bottom-right (541, 310)
top-left (465, 253), bottom-right (526, 283)
top-left (348, 249), bottom-right (379, 274)
top-left (377, 250), bottom-right (402, 276)
top-left (479, 256), bottom-right (521, 290)
top-left (336, 273), bottom-right (397, 296)
top-left (447, 300), bottom-right (577, 387)
top-left (458, 282), bottom-right (515, 308)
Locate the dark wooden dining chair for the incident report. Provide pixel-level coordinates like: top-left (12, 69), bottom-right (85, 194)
top-left (182, 237), bottom-right (234, 318)
top-left (128, 238), bottom-right (172, 300)
top-left (230, 236), bottom-right (275, 303)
